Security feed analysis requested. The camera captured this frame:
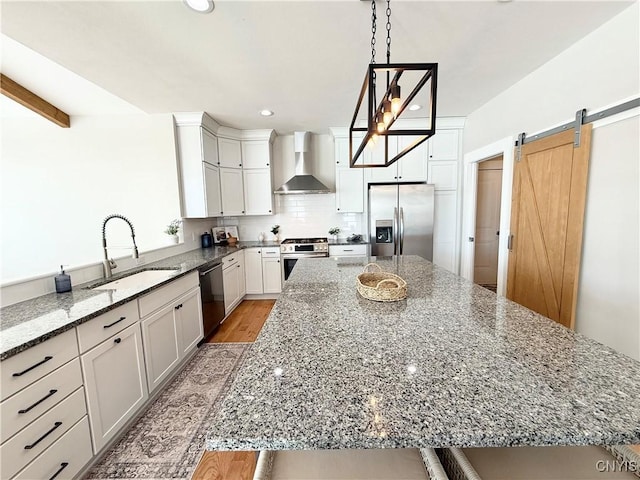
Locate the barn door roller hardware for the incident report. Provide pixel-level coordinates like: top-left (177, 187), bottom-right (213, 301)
top-left (513, 98), bottom-right (640, 154)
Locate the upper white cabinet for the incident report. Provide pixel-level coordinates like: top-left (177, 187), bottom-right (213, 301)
top-left (242, 141), bottom-right (271, 169)
top-left (202, 129), bottom-right (219, 166)
top-left (331, 132), bottom-right (364, 213)
top-left (218, 137), bottom-right (242, 168)
top-left (365, 136), bottom-right (428, 183)
top-left (244, 169), bottom-right (274, 215)
top-left (174, 113), bottom-right (275, 218)
top-left (220, 168), bottom-right (245, 216)
top-left (429, 129), bottom-right (459, 161)
top-left (174, 113), bottom-right (224, 218)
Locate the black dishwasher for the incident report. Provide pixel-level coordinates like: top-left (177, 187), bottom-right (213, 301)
top-left (198, 262), bottom-right (225, 340)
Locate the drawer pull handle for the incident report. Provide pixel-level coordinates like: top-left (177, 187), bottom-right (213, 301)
top-left (18, 389), bottom-right (58, 414)
top-left (175, 304), bottom-right (183, 310)
top-left (114, 338), bottom-right (122, 344)
top-left (103, 316), bottom-right (126, 329)
top-left (49, 462), bottom-right (69, 480)
top-left (12, 356), bottom-right (53, 377)
top-left (24, 421), bottom-right (62, 449)
top-left (343, 249), bottom-right (354, 252)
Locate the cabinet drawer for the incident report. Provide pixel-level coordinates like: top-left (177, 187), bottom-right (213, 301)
top-left (76, 301), bottom-right (139, 353)
top-left (261, 247), bottom-right (280, 258)
top-left (1, 358), bottom-right (83, 443)
top-left (222, 252), bottom-right (241, 268)
top-left (0, 387), bottom-right (86, 479)
top-left (138, 271), bottom-right (199, 318)
top-left (329, 244), bottom-right (368, 256)
top-left (14, 416), bottom-right (92, 480)
top-left (1, 329), bottom-right (78, 402)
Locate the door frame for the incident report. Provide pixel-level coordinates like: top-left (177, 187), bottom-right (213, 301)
top-left (461, 136), bottom-right (515, 296)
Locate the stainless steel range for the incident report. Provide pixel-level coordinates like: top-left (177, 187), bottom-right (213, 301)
top-left (280, 237), bottom-right (329, 281)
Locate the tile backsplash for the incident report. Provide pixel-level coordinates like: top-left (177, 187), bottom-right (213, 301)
top-left (222, 194), bottom-right (366, 241)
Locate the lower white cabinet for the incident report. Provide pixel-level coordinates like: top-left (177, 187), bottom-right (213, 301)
top-left (244, 248), bottom-right (263, 294)
top-left (223, 252), bottom-right (245, 314)
top-left (140, 281), bottom-right (203, 393)
top-left (175, 288), bottom-right (204, 357)
top-left (80, 322), bottom-right (148, 453)
top-left (140, 305), bottom-right (180, 394)
top-left (244, 247), bottom-right (281, 294)
top-left (262, 256), bottom-right (282, 294)
top-left (13, 417), bottom-right (92, 480)
top-left (329, 244), bottom-right (368, 257)
top-left (0, 388), bottom-right (87, 479)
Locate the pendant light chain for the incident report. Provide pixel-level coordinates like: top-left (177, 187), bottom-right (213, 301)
top-left (370, 0), bottom-right (377, 64)
top-left (385, 0), bottom-right (391, 64)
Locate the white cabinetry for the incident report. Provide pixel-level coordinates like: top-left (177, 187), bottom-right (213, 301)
top-left (218, 137), bottom-right (243, 168)
top-left (220, 167), bottom-right (245, 216)
top-left (80, 322), bottom-right (147, 453)
top-left (0, 329), bottom-right (92, 480)
top-left (331, 133), bottom-right (364, 213)
top-left (329, 244), bottom-right (368, 257)
top-left (138, 272), bottom-right (202, 393)
top-left (242, 140), bottom-right (271, 169)
top-left (243, 169), bottom-right (274, 215)
top-left (261, 247), bottom-right (282, 294)
top-left (365, 136), bottom-right (429, 183)
top-left (174, 113), bottom-right (223, 218)
top-left (222, 251), bottom-right (245, 314)
top-left (244, 248), bottom-right (263, 294)
top-left (244, 247), bottom-right (281, 295)
top-left (427, 127), bottom-right (462, 274)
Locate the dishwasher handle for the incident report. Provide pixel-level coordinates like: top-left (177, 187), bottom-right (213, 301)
top-left (199, 263), bottom-right (222, 276)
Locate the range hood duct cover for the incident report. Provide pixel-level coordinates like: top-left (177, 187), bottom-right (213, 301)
top-left (275, 132), bottom-right (331, 195)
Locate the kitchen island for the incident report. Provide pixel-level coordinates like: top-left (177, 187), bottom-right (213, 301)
top-left (206, 255), bottom-right (640, 451)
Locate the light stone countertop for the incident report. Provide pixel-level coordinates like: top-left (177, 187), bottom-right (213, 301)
top-left (0, 241), bottom-right (279, 360)
top-left (206, 255), bottom-right (640, 451)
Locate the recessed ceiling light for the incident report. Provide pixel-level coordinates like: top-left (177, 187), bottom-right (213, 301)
top-left (260, 109), bottom-right (274, 117)
top-left (408, 104), bottom-right (422, 111)
top-left (183, 0), bottom-right (214, 14)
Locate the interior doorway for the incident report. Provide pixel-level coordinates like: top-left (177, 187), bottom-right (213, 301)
top-left (474, 156), bottom-right (503, 292)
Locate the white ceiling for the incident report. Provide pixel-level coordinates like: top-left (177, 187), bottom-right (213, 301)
top-left (0, 0), bottom-right (635, 134)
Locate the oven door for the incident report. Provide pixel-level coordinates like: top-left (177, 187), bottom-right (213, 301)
top-left (281, 253), bottom-right (327, 281)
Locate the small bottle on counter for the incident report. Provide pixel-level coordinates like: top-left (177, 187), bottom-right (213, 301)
top-left (55, 265), bottom-right (72, 293)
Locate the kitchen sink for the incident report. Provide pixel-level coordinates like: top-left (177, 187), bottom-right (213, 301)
top-left (91, 269), bottom-right (178, 291)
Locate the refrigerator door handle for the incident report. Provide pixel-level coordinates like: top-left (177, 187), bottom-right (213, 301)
top-left (400, 207), bottom-right (405, 255)
top-left (393, 207), bottom-right (399, 255)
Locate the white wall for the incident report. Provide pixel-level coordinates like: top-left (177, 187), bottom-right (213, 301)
top-left (464, 3), bottom-right (639, 153)
top-left (576, 115), bottom-right (639, 360)
top-left (461, 3), bottom-right (640, 360)
top-left (0, 113), bottom-right (181, 284)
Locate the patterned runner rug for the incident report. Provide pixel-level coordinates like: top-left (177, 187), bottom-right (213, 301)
top-left (86, 342), bottom-right (250, 479)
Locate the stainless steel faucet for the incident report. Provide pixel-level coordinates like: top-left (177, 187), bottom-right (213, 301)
top-left (102, 214), bottom-right (139, 279)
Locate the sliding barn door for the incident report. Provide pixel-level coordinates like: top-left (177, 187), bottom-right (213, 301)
top-left (506, 126), bottom-right (591, 329)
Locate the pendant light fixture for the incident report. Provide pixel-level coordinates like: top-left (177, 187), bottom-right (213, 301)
top-left (349, 0), bottom-right (438, 168)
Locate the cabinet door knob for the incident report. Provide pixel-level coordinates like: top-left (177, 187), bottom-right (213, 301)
top-left (239, 163), bottom-right (242, 167)
top-left (266, 163), bottom-right (269, 166)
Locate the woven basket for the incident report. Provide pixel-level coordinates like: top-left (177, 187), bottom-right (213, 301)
top-left (356, 263), bottom-right (407, 302)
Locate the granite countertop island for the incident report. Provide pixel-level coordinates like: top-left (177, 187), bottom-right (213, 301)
top-left (0, 241), bottom-right (279, 360)
top-left (206, 255), bottom-right (640, 450)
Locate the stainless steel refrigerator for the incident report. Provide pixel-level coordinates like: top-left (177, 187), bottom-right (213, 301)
top-left (369, 183), bottom-right (435, 260)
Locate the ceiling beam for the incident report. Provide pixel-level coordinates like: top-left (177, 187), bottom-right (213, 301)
top-left (0, 74), bottom-right (70, 128)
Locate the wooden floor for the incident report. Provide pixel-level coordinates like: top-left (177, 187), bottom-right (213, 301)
top-left (192, 300), bottom-right (275, 480)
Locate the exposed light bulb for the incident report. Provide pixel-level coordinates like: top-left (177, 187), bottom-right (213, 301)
top-left (376, 114), bottom-right (385, 133)
top-left (383, 99), bottom-right (393, 127)
top-left (367, 134), bottom-right (378, 149)
top-left (391, 84), bottom-right (401, 117)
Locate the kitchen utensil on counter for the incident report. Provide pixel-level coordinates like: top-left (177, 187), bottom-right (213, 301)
top-left (201, 232), bottom-right (213, 248)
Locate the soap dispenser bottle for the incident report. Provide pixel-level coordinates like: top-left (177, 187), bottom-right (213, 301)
top-left (55, 265), bottom-right (72, 293)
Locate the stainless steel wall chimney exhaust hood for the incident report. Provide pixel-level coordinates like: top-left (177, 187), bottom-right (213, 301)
top-left (275, 132), bottom-right (331, 195)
